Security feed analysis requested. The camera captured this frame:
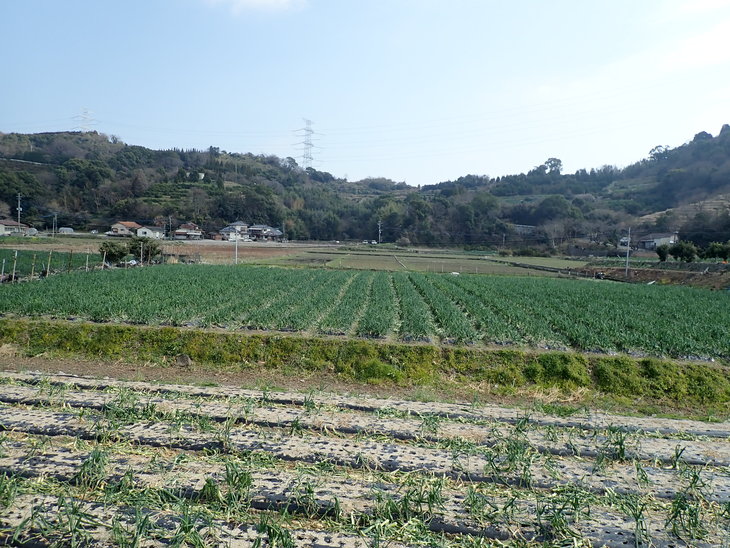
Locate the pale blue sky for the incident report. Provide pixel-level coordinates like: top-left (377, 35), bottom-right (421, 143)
top-left (2, 0), bottom-right (730, 185)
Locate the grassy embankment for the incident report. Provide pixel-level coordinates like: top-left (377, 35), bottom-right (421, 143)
top-left (1, 318), bottom-right (729, 418)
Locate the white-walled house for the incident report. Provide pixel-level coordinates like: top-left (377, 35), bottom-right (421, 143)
top-left (137, 226), bottom-right (165, 239)
top-left (173, 222), bottom-right (203, 240)
top-left (638, 232), bottom-right (679, 250)
top-left (108, 221), bottom-right (142, 236)
top-left (219, 221), bottom-right (250, 241)
top-left (0, 220), bottom-right (29, 236)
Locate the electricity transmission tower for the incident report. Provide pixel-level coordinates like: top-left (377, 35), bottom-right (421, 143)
top-left (294, 118), bottom-right (318, 169)
top-left (73, 108), bottom-right (97, 132)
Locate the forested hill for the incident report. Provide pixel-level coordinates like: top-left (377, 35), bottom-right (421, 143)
top-left (1, 126), bottom-right (729, 247)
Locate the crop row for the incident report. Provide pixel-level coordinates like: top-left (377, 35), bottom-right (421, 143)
top-left (0, 264), bottom-right (728, 357)
top-left (0, 248), bottom-right (102, 279)
top-left (1, 371), bottom-right (730, 545)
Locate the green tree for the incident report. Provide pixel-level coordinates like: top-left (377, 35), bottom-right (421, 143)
top-left (668, 241), bottom-right (697, 262)
top-left (656, 244), bottom-right (670, 262)
top-left (99, 241), bottom-right (128, 264)
top-left (703, 242), bottom-right (730, 261)
top-left (127, 236), bottom-right (161, 263)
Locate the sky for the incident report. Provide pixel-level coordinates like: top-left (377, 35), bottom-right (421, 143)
top-left (2, 0), bottom-right (730, 186)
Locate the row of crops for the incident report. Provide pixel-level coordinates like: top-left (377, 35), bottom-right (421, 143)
top-left (2, 370), bottom-right (730, 546)
top-left (0, 264), bottom-right (728, 358)
top-left (0, 248), bottom-right (102, 279)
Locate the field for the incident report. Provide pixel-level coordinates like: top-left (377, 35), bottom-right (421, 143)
top-left (0, 264), bottom-right (728, 359)
top-left (0, 248), bottom-right (102, 279)
top-left (1, 369), bottom-right (730, 546)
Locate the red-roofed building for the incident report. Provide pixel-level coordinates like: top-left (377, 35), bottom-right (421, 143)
top-left (108, 221), bottom-right (143, 237)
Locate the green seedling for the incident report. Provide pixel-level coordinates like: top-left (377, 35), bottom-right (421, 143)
top-left (666, 492), bottom-right (708, 541)
top-left (253, 514), bottom-right (294, 548)
top-left (110, 507), bottom-right (154, 548)
top-left (72, 448), bottom-right (109, 490)
top-left (0, 472), bottom-right (20, 509)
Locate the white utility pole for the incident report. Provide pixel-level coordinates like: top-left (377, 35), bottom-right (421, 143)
top-left (16, 193), bottom-right (22, 227)
top-left (624, 227), bottom-right (631, 279)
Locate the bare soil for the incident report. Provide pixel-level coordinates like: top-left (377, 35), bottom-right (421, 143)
top-left (583, 266), bottom-right (730, 290)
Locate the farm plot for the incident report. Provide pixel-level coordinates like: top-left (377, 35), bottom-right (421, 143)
top-left (0, 248), bottom-right (102, 279)
top-left (0, 264), bottom-right (728, 358)
top-left (2, 371), bottom-right (730, 546)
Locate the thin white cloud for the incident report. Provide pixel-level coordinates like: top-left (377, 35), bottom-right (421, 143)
top-left (673, 0), bottom-right (730, 15)
top-left (204, 0), bottom-right (307, 14)
top-left (661, 19), bottom-right (730, 71)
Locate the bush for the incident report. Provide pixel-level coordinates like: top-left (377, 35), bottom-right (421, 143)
top-left (668, 241), bottom-right (697, 262)
top-left (99, 241), bottom-right (128, 264)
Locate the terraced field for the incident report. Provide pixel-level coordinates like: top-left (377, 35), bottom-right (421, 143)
top-left (1, 370), bottom-right (730, 546)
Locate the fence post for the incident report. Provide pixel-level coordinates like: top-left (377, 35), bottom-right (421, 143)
top-left (11, 250), bottom-right (18, 282)
top-left (47, 250), bottom-right (53, 276)
top-left (30, 253), bottom-right (36, 280)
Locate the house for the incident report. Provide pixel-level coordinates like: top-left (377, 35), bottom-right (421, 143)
top-left (248, 224), bottom-right (283, 241)
top-left (173, 222), bottom-right (203, 240)
top-left (219, 221), bottom-right (250, 241)
top-left (108, 221), bottom-right (142, 237)
top-left (638, 232), bottom-right (679, 250)
top-left (0, 219), bottom-right (29, 236)
top-left (137, 226), bottom-right (165, 239)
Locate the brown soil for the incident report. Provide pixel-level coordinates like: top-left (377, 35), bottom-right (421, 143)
top-left (583, 266), bottom-right (730, 290)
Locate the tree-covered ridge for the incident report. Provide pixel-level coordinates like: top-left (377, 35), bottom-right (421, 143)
top-left (1, 125), bottom-right (729, 247)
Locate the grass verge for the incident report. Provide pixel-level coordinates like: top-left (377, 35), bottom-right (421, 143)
top-left (1, 318), bottom-right (729, 412)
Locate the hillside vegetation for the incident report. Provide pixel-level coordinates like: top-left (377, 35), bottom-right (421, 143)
top-left (1, 126), bottom-right (730, 247)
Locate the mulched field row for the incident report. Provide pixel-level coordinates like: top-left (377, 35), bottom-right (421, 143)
top-left (1, 371), bottom-right (729, 546)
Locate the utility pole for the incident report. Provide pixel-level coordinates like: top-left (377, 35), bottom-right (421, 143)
top-left (378, 219), bottom-right (382, 244)
top-left (624, 227), bottom-right (631, 279)
top-left (16, 193), bottom-right (22, 228)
